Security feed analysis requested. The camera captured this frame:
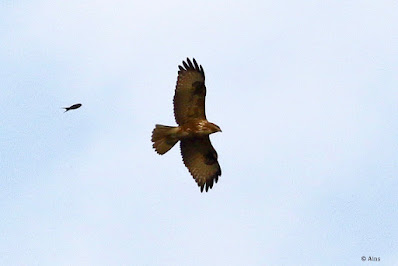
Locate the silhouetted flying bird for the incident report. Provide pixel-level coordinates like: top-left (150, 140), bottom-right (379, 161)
top-left (63, 103), bottom-right (82, 112)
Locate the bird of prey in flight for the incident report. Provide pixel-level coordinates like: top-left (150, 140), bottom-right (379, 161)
top-left (63, 103), bottom-right (82, 112)
top-left (151, 58), bottom-right (222, 192)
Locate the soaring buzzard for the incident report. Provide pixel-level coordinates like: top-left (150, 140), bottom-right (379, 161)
top-left (151, 58), bottom-right (222, 192)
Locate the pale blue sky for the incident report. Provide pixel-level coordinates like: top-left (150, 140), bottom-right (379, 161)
top-left (1, 1), bottom-right (398, 265)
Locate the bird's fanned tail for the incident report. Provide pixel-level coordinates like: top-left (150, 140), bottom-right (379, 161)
top-left (151, 125), bottom-right (179, 155)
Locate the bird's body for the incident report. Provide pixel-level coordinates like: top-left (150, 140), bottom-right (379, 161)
top-left (63, 103), bottom-right (82, 112)
top-left (151, 58), bottom-right (221, 192)
top-left (176, 119), bottom-right (220, 137)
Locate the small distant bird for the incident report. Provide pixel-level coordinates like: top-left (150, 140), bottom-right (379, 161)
top-left (63, 103), bottom-right (82, 112)
top-left (151, 58), bottom-right (222, 192)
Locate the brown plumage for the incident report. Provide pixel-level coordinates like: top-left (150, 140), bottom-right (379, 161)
top-left (151, 58), bottom-right (222, 192)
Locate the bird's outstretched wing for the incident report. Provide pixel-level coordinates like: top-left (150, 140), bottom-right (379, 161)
top-left (174, 58), bottom-right (206, 125)
top-left (180, 136), bottom-right (221, 192)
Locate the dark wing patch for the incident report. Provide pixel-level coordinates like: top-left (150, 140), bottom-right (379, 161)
top-left (173, 58), bottom-right (207, 125)
top-left (180, 136), bottom-right (221, 192)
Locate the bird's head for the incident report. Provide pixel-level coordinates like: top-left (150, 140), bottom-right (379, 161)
top-left (206, 122), bottom-right (222, 134)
